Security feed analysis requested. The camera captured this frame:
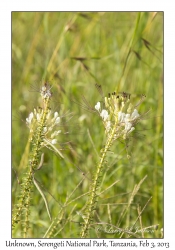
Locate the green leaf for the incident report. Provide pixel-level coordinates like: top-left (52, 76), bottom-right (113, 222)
top-left (33, 176), bottom-right (52, 221)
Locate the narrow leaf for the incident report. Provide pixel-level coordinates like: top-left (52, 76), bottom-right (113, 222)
top-left (44, 138), bottom-right (64, 159)
top-left (33, 176), bottom-right (52, 221)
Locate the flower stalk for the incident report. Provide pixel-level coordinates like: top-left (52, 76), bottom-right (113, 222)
top-left (80, 121), bottom-right (117, 238)
top-left (80, 89), bottom-right (145, 238)
top-left (12, 83), bottom-right (65, 237)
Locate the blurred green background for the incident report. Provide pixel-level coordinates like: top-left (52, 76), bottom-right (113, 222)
top-left (12, 12), bottom-right (163, 238)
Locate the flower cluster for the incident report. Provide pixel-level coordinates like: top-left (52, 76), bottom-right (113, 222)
top-left (26, 82), bottom-right (65, 159)
top-left (26, 108), bottom-right (62, 145)
top-left (95, 92), bottom-right (142, 140)
top-left (40, 82), bottom-right (52, 99)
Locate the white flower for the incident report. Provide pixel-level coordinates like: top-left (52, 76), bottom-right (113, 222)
top-left (55, 117), bottom-right (61, 124)
top-left (26, 112), bottom-right (34, 124)
top-left (100, 109), bottom-right (109, 121)
top-left (48, 126), bottom-right (53, 132)
top-left (124, 122), bottom-right (132, 132)
top-left (124, 114), bottom-right (131, 122)
top-left (95, 102), bottom-right (101, 111)
top-left (131, 109), bottom-right (139, 120)
top-left (118, 111), bottom-right (125, 122)
top-left (40, 83), bottom-right (52, 99)
top-left (51, 130), bottom-right (61, 138)
top-left (51, 139), bottom-right (57, 145)
top-left (54, 112), bottom-right (58, 118)
top-left (43, 127), bottom-right (47, 133)
top-left (41, 86), bottom-right (46, 92)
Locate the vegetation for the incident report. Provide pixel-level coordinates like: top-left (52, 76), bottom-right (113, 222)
top-left (12, 12), bottom-right (163, 238)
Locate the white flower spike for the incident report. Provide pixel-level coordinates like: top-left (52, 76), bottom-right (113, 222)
top-left (100, 109), bottom-right (109, 121)
top-left (95, 88), bottom-right (143, 140)
top-left (95, 102), bottom-right (101, 112)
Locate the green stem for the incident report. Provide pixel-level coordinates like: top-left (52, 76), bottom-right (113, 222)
top-left (12, 97), bottom-right (51, 237)
top-left (30, 97), bottom-right (50, 171)
top-left (22, 170), bottom-right (33, 238)
top-left (12, 169), bottom-right (33, 227)
top-left (80, 122), bottom-right (117, 238)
